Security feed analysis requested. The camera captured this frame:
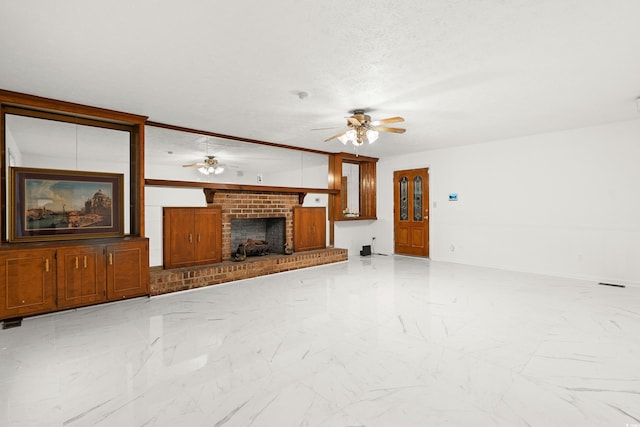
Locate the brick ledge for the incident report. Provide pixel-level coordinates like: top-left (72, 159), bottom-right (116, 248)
top-left (149, 248), bottom-right (348, 296)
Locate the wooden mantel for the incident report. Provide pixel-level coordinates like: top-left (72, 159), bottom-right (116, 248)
top-left (144, 179), bottom-right (339, 204)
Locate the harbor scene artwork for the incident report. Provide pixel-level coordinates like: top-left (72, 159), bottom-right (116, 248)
top-left (11, 168), bottom-right (123, 241)
top-left (26, 183), bottom-right (113, 230)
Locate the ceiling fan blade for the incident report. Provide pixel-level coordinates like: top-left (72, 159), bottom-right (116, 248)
top-left (311, 126), bottom-right (341, 131)
top-left (183, 163), bottom-right (205, 167)
top-left (347, 117), bottom-right (362, 127)
top-left (370, 116), bottom-right (404, 126)
top-left (324, 130), bottom-right (348, 142)
top-left (372, 126), bottom-right (406, 134)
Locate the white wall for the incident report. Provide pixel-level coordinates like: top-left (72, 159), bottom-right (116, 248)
top-left (371, 118), bottom-right (640, 285)
top-left (334, 220), bottom-right (375, 257)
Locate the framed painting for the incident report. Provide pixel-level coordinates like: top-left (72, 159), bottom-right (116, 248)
top-left (10, 167), bottom-right (124, 242)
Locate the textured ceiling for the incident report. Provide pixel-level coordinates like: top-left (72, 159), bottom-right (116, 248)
top-left (1, 0), bottom-right (640, 160)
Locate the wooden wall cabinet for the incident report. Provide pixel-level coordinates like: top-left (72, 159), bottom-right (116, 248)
top-left (107, 239), bottom-right (149, 299)
top-left (0, 248), bottom-right (56, 319)
top-left (57, 246), bottom-right (107, 309)
top-left (163, 207), bottom-right (222, 269)
top-left (0, 238), bottom-right (149, 321)
top-left (293, 207), bottom-right (326, 251)
top-left (0, 91), bottom-right (150, 322)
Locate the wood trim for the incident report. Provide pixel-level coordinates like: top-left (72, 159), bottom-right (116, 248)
top-left (0, 89), bottom-right (147, 124)
top-left (145, 179), bottom-right (339, 194)
top-left (145, 178), bottom-right (338, 205)
top-left (336, 152), bottom-right (379, 163)
top-left (0, 89), bottom-right (147, 125)
top-left (360, 160), bottom-right (377, 219)
top-left (336, 215), bottom-right (377, 221)
top-left (2, 106), bottom-right (135, 132)
top-left (146, 120), bottom-right (335, 156)
top-left (131, 124), bottom-right (144, 237)
top-left (328, 153), bottom-right (342, 221)
top-left (0, 105), bottom-right (6, 242)
top-left (0, 236), bottom-right (148, 251)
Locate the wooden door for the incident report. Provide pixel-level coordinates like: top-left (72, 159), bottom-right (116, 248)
top-left (194, 208), bottom-right (222, 264)
top-left (394, 168), bottom-right (429, 257)
top-left (107, 239), bottom-right (149, 300)
top-left (0, 249), bottom-right (56, 319)
top-left (57, 246), bottom-right (106, 308)
top-left (163, 207), bottom-right (195, 268)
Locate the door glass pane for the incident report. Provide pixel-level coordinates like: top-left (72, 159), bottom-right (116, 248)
top-left (414, 176), bottom-right (422, 221)
top-left (400, 176), bottom-right (408, 221)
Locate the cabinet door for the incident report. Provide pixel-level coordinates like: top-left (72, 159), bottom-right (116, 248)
top-left (294, 208), bottom-right (311, 251)
top-left (106, 239), bottom-right (149, 300)
top-left (0, 249), bottom-right (55, 319)
top-left (294, 207), bottom-right (326, 251)
top-left (163, 208), bottom-right (195, 268)
top-left (56, 246), bottom-right (106, 309)
top-left (311, 208), bottom-right (327, 250)
top-left (163, 207), bottom-right (222, 268)
top-left (194, 208), bottom-right (222, 264)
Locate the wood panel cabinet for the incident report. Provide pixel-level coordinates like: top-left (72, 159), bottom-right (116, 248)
top-left (57, 246), bottom-right (106, 308)
top-left (0, 248), bottom-right (55, 318)
top-left (293, 207), bottom-right (326, 251)
top-left (0, 238), bottom-right (149, 321)
top-left (163, 207), bottom-right (222, 269)
top-left (107, 239), bottom-right (149, 299)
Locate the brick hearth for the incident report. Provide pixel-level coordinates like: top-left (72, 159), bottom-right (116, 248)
top-left (150, 248), bottom-right (347, 296)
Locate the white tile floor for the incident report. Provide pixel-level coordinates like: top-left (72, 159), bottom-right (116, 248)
top-left (1, 255), bottom-right (639, 426)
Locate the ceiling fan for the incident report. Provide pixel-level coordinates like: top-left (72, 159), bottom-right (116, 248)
top-left (324, 109), bottom-right (406, 146)
top-left (183, 155), bottom-right (225, 175)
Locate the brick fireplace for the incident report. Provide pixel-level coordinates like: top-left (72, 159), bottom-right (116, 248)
top-left (211, 191), bottom-right (299, 261)
top-left (149, 189), bottom-right (348, 296)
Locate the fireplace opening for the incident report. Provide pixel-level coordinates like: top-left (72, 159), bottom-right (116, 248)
top-left (230, 218), bottom-right (285, 257)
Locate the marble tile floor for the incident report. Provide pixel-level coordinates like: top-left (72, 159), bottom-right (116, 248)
top-left (1, 255), bottom-right (639, 427)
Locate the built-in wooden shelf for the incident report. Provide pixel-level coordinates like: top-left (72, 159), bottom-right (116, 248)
top-left (336, 216), bottom-right (377, 221)
top-left (144, 179), bottom-right (339, 204)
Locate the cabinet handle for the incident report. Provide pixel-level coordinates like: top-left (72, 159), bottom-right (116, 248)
top-left (75, 257), bottom-right (79, 269)
top-left (45, 259), bottom-right (49, 272)
top-left (189, 234), bottom-right (193, 243)
top-left (197, 234), bottom-right (201, 243)
top-left (84, 256), bottom-right (87, 269)
top-left (109, 253), bottom-right (113, 265)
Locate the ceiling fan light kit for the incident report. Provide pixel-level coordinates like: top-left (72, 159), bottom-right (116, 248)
top-left (183, 155), bottom-right (225, 175)
top-left (198, 165), bottom-right (224, 175)
top-left (325, 109), bottom-right (405, 148)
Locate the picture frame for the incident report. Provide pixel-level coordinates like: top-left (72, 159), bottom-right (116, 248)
top-left (10, 167), bottom-right (124, 242)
